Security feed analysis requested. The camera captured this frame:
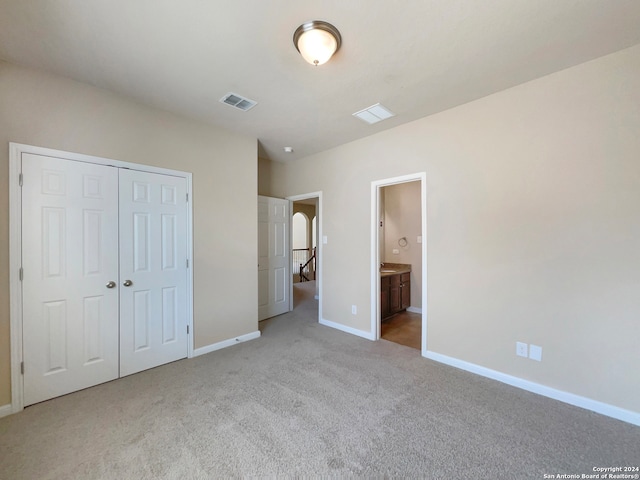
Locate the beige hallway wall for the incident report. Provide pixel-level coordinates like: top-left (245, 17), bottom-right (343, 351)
top-left (258, 157), bottom-right (272, 196)
top-left (0, 61), bottom-right (258, 406)
top-left (293, 202), bottom-right (317, 250)
top-left (270, 45), bottom-right (640, 413)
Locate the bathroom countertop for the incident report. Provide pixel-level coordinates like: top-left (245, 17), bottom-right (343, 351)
top-left (380, 263), bottom-right (411, 277)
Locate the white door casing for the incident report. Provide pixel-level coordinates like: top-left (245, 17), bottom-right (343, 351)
top-left (286, 191), bottom-right (323, 318)
top-left (119, 169), bottom-right (189, 376)
top-left (22, 154), bottom-right (120, 405)
top-left (370, 173), bottom-right (427, 353)
top-left (258, 196), bottom-right (290, 321)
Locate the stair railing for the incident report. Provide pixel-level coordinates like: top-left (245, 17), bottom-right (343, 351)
top-left (298, 247), bottom-right (316, 282)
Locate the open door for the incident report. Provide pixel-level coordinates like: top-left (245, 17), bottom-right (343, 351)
top-left (258, 196), bottom-right (290, 320)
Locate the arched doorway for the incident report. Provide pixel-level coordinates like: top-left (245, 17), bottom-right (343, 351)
top-left (292, 212), bottom-right (309, 283)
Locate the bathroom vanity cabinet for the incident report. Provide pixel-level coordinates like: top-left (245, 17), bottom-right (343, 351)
top-left (381, 271), bottom-right (410, 320)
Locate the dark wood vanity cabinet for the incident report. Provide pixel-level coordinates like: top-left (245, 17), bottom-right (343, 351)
top-left (381, 276), bottom-right (391, 319)
top-left (381, 272), bottom-right (410, 320)
top-left (400, 273), bottom-right (410, 310)
top-left (389, 274), bottom-right (402, 313)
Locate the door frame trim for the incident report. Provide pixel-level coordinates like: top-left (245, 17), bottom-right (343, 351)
top-left (286, 191), bottom-right (322, 322)
top-left (8, 142), bottom-right (194, 414)
top-left (371, 173), bottom-right (427, 354)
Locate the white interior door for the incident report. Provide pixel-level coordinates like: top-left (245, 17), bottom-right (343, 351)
top-left (258, 196), bottom-right (290, 320)
top-left (22, 154), bottom-right (119, 406)
top-left (119, 169), bottom-right (189, 376)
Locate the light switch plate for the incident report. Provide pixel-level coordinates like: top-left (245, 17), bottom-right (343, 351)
top-left (392, 248), bottom-right (399, 254)
top-left (417, 236), bottom-right (422, 243)
top-left (322, 235), bottom-right (328, 244)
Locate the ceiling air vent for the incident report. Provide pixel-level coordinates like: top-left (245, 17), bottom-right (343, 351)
top-left (352, 103), bottom-right (395, 124)
top-left (219, 92), bottom-right (257, 111)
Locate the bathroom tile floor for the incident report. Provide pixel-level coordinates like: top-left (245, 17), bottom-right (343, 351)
top-left (381, 311), bottom-right (422, 350)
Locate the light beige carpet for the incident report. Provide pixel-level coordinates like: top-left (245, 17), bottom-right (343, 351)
top-left (1, 281), bottom-right (638, 478)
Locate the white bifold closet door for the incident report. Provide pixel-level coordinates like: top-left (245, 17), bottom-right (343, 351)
top-left (22, 153), bottom-right (188, 406)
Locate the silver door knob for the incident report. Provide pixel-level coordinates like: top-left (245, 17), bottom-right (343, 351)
top-left (106, 281), bottom-right (116, 289)
top-left (123, 280), bottom-right (133, 287)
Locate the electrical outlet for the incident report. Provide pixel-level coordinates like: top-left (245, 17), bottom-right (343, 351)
top-left (351, 305), bottom-right (357, 315)
top-left (529, 344), bottom-right (542, 361)
top-left (417, 236), bottom-right (422, 244)
top-left (516, 342), bottom-right (528, 357)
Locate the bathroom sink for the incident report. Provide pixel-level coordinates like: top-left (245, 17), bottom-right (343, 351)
top-left (380, 263), bottom-right (411, 274)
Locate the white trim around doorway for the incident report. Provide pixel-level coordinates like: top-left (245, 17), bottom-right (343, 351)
top-left (8, 142), bottom-right (194, 415)
top-left (286, 191), bottom-right (323, 323)
top-left (371, 173), bottom-right (427, 355)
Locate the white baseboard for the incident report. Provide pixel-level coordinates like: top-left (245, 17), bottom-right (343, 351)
top-left (320, 318), bottom-right (375, 341)
top-left (406, 306), bottom-right (422, 314)
top-left (424, 350), bottom-right (640, 427)
top-left (193, 330), bottom-right (261, 357)
top-left (0, 403), bottom-right (14, 418)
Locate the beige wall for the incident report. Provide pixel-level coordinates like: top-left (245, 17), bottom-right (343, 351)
top-left (257, 156), bottom-right (272, 197)
top-left (0, 62), bottom-right (258, 406)
top-left (270, 45), bottom-right (640, 413)
top-left (383, 181), bottom-right (422, 308)
top-left (293, 202), bottom-right (317, 251)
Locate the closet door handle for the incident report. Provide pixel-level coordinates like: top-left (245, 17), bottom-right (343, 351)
top-left (106, 281), bottom-right (116, 289)
top-left (123, 280), bottom-right (133, 287)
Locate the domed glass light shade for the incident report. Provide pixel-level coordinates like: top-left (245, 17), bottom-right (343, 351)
top-left (293, 21), bottom-right (342, 66)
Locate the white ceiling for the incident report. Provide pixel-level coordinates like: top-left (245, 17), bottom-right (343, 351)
top-left (1, 1), bottom-right (639, 163)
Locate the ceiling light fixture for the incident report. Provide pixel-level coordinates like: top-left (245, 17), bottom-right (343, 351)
top-left (293, 21), bottom-right (342, 66)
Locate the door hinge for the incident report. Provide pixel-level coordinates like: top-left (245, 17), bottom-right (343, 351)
top-left (187, 325), bottom-right (189, 334)
top-left (21, 362), bottom-right (24, 375)
top-left (19, 267), bottom-right (23, 281)
top-left (186, 259), bottom-right (189, 268)
top-left (19, 173), bottom-right (23, 187)
top-left (186, 193), bottom-right (189, 202)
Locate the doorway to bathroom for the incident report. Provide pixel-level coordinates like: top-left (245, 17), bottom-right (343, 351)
top-left (371, 173), bottom-right (426, 354)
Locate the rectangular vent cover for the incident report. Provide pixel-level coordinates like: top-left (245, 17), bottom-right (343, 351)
top-left (220, 92), bottom-right (257, 111)
top-left (353, 103), bottom-right (395, 124)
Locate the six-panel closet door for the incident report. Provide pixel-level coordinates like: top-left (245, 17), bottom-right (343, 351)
top-left (22, 154), bottom-right (120, 405)
top-left (22, 154), bottom-right (188, 406)
top-left (118, 169), bottom-right (188, 377)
